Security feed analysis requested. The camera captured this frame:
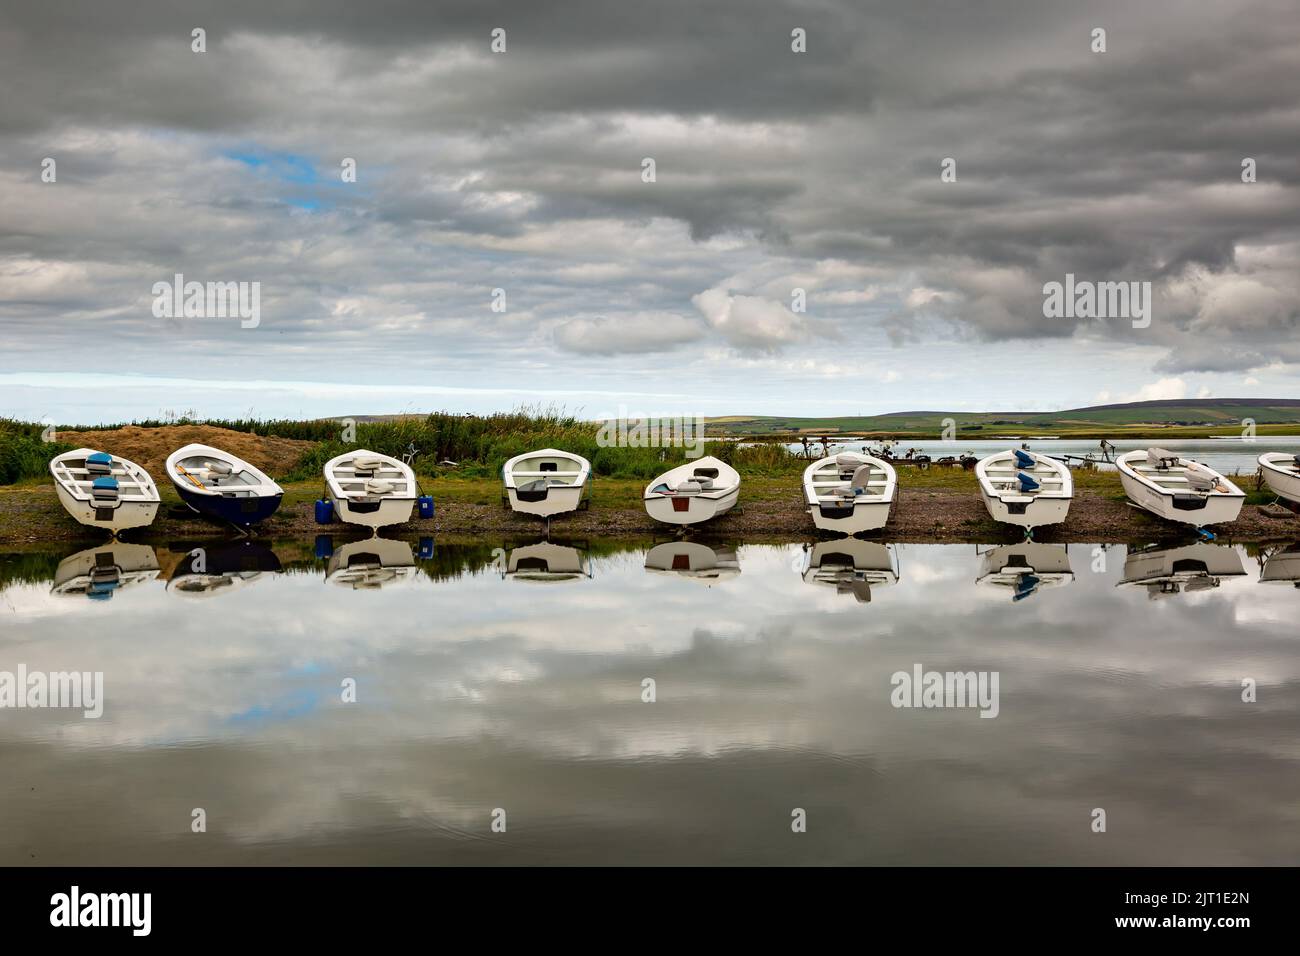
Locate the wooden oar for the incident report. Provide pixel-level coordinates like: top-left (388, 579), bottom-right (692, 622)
top-left (175, 463), bottom-right (205, 489)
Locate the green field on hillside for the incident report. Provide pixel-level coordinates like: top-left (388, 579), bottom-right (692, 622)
top-left (710, 399), bottom-right (1300, 437)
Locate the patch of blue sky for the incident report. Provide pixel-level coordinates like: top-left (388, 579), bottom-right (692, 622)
top-left (224, 147), bottom-right (320, 185)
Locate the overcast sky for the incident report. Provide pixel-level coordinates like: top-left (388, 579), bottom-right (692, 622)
top-left (2, 0), bottom-right (1298, 423)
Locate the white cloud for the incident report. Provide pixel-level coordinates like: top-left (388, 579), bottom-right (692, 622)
top-left (1129, 378), bottom-right (1188, 402)
top-left (691, 285), bottom-right (811, 353)
top-left (553, 312), bottom-right (706, 355)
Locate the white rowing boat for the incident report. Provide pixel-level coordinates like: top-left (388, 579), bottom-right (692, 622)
top-left (323, 449), bottom-right (418, 530)
top-left (1117, 448), bottom-right (1244, 527)
top-left (643, 456), bottom-right (740, 526)
top-left (165, 443), bottom-right (284, 528)
top-left (503, 448), bottom-right (591, 518)
top-left (49, 449), bottom-right (160, 535)
top-left (976, 449), bottom-right (1072, 531)
top-left (802, 453), bottom-right (896, 534)
top-left (1258, 452), bottom-right (1300, 506)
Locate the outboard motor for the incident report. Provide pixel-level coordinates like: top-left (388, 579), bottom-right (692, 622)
top-left (1184, 463), bottom-right (1219, 492)
top-left (1147, 447), bottom-right (1179, 469)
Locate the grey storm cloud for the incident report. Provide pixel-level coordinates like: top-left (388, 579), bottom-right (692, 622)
top-left (0, 0), bottom-right (1298, 384)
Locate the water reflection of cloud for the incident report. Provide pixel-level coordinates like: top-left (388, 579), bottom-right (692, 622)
top-left (1, 540), bottom-right (1296, 864)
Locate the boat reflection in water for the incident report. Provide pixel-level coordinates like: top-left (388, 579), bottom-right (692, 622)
top-left (167, 541), bottom-right (283, 599)
top-left (503, 541), bottom-right (591, 582)
top-left (1119, 542), bottom-right (1247, 599)
top-left (325, 537), bottom-right (419, 589)
top-left (976, 542), bottom-right (1073, 602)
top-left (800, 539), bottom-right (897, 603)
top-left (643, 541), bottom-right (740, 585)
top-left (51, 542), bottom-right (161, 599)
top-left (1259, 544), bottom-right (1300, 587)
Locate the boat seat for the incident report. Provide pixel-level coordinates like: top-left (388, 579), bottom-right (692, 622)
top-left (1016, 471), bottom-right (1040, 492)
top-left (826, 486), bottom-right (857, 499)
top-left (85, 452), bottom-right (113, 475)
top-left (206, 460), bottom-right (234, 476)
top-left (672, 481), bottom-right (703, 495)
top-left (810, 480), bottom-right (887, 488)
top-left (364, 478), bottom-right (395, 495)
top-left (1013, 450), bottom-right (1035, 468)
top-left (91, 476), bottom-right (119, 500)
top-left (352, 457), bottom-right (387, 473)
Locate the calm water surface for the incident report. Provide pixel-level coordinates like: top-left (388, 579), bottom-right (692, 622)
top-left (2, 535), bottom-right (1298, 865)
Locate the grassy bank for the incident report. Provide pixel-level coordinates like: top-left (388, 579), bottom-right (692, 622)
top-left (1, 410), bottom-right (800, 486)
top-left (2, 409), bottom-right (1289, 489)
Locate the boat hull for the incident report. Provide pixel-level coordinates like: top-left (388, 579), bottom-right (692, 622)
top-left (808, 499), bottom-right (892, 533)
top-left (644, 486), bottom-right (739, 525)
top-left (176, 483), bottom-right (283, 527)
top-left (51, 542), bottom-right (161, 598)
top-left (54, 482), bottom-right (159, 534)
top-left (976, 543), bottom-right (1073, 598)
top-left (980, 491), bottom-right (1070, 529)
top-left (327, 493), bottom-right (416, 529)
top-left (1120, 543), bottom-right (1246, 589)
top-left (506, 542), bottom-right (588, 581)
top-left (644, 542), bottom-right (741, 582)
top-left (1261, 549), bottom-right (1300, 585)
top-left (326, 538), bottom-right (417, 587)
top-left (506, 483), bottom-right (585, 518)
top-left (1259, 457), bottom-right (1300, 504)
top-left (1118, 469), bottom-right (1244, 526)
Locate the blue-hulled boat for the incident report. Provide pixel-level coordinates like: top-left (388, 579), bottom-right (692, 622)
top-left (165, 443), bottom-right (284, 528)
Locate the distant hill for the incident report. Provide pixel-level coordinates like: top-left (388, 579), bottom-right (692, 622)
top-left (710, 399), bottom-right (1300, 436)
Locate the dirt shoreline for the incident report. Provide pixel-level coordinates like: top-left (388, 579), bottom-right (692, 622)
top-left (4, 481), bottom-right (1297, 546)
